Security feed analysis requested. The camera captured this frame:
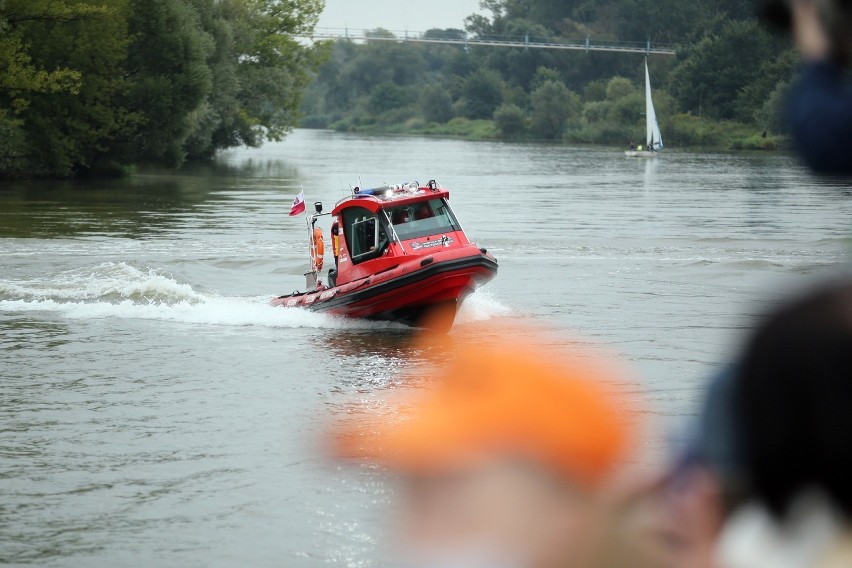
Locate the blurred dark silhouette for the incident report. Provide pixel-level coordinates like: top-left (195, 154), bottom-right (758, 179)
top-left (761, 0), bottom-right (852, 175)
top-left (691, 281), bottom-right (852, 567)
top-left (736, 282), bottom-right (852, 519)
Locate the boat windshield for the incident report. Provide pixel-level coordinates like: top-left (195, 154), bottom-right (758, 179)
top-left (385, 198), bottom-right (460, 241)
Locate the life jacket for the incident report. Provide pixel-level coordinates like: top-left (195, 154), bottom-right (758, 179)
top-left (312, 227), bottom-right (325, 271)
top-left (331, 220), bottom-right (340, 257)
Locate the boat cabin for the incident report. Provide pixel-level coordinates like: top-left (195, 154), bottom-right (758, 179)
top-left (328, 181), bottom-right (472, 287)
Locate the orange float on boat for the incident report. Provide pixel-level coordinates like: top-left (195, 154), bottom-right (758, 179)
top-left (311, 226), bottom-right (324, 272)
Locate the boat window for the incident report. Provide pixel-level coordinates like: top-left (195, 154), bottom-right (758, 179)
top-left (386, 198), bottom-right (460, 241)
top-left (343, 206), bottom-right (389, 264)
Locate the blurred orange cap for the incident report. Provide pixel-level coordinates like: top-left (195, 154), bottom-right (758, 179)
top-left (331, 325), bottom-right (632, 487)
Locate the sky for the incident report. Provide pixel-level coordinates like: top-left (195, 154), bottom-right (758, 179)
top-left (317, 0), bottom-right (484, 34)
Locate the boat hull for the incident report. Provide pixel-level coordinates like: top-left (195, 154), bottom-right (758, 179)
top-left (272, 249), bottom-right (497, 330)
top-left (624, 150), bottom-right (659, 158)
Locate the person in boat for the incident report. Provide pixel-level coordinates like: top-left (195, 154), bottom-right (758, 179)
top-left (414, 204), bottom-right (433, 221)
top-left (311, 222), bottom-right (324, 272)
top-left (391, 208), bottom-right (411, 225)
top-left (330, 219), bottom-right (340, 269)
top-left (629, 141), bottom-right (636, 151)
top-left (328, 324), bottom-right (644, 568)
top-left (637, 144), bottom-right (644, 152)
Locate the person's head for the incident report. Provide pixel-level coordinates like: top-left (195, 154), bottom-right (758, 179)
top-left (734, 281), bottom-right (852, 521)
top-left (393, 209), bottom-right (410, 224)
top-left (331, 326), bottom-right (631, 568)
top-left (415, 205), bottom-right (431, 220)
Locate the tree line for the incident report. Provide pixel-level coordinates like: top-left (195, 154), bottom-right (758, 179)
top-left (0, 0), bottom-right (326, 178)
top-left (301, 0), bottom-right (796, 149)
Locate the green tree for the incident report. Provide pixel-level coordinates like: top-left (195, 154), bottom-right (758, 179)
top-left (755, 79), bottom-right (792, 134)
top-left (605, 76), bottom-right (636, 101)
top-left (182, 0), bottom-right (240, 159)
top-left (0, 109), bottom-right (26, 175)
top-left (197, 0), bottom-right (327, 156)
top-left (493, 103), bottom-right (527, 138)
top-left (583, 80), bottom-right (608, 102)
top-left (582, 100), bottom-right (611, 123)
top-left (202, 0), bottom-right (327, 148)
top-left (420, 85), bottom-right (454, 123)
top-left (299, 39), bottom-right (357, 127)
top-left (0, 0), bottom-right (325, 177)
top-left (530, 67), bottom-right (562, 91)
top-left (339, 32), bottom-right (427, 91)
top-left (0, 2), bottom-right (86, 108)
top-left (612, 0), bottom-right (715, 43)
top-left (120, 0), bottom-right (212, 167)
top-left (3, 0), bottom-right (132, 177)
top-left (369, 82), bottom-right (412, 114)
top-left (670, 20), bottom-right (777, 121)
top-left (735, 46), bottom-right (797, 123)
top-left (609, 91), bottom-right (645, 124)
top-left (459, 68), bottom-right (504, 119)
top-left (530, 79), bottom-right (580, 139)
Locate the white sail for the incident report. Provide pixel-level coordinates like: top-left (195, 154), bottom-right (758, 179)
top-left (644, 60), bottom-right (663, 150)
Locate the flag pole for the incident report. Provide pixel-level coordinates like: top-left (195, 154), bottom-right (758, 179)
top-left (302, 186), bottom-right (316, 275)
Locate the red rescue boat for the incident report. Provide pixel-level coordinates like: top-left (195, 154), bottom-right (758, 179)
top-left (271, 180), bottom-right (497, 331)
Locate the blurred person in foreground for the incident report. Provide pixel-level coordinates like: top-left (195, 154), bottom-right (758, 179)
top-left (327, 325), bottom-right (665, 568)
top-left (688, 281), bottom-right (852, 567)
top-left (761, 0), bottom-right (852, 175)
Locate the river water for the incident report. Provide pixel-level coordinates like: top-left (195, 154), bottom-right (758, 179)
top-left (1, 130), bottom-right (850, 567)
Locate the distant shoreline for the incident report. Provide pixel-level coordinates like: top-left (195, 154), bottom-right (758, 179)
top-left (298, 123), bottom-right (788, 153)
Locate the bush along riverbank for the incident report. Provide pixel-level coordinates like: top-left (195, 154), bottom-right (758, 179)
top-left (305, 81), bottom-right (787, 151)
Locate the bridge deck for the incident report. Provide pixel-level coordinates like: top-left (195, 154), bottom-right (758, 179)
top-left (302, 28), bottom-right (676, 56)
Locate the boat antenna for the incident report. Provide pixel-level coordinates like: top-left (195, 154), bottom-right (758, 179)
top-left (383, 210), bottom-right (409, 257)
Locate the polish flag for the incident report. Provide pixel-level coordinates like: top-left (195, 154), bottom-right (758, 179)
top-left (289, 191), bottom-right (305, 216)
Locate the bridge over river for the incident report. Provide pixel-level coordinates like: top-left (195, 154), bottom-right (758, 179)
top-left (301, 27), bottom-right (677, 56)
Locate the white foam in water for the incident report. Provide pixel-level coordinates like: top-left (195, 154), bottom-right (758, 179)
top-left (0, 262), bottom-right (384, 330)
top-left (0, 262), bottom-right (510, 330)
top-left (0, 262), bottom-right (201, 304)
top-left (456, 289), bottom-right (512, 324)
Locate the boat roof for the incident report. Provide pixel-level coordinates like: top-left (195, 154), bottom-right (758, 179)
top-left (332, 183), bottom-right (450, 215)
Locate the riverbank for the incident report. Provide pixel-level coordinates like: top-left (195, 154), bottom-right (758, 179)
top-left (301, 115), bottom-right (787, 152)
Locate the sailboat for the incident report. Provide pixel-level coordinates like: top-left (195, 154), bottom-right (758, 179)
top-left (625, 59), bottom-right (664, 158)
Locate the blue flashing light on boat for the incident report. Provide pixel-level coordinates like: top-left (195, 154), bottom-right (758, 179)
top-left (355, 187), bottom-right (393, 198)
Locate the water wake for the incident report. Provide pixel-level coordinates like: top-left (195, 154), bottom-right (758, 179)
top-left (0, 262), bottom-right (510, 330)
top-left (0, 262), bottom-right (368, 329)
top-left (456, 289), bottom-right (512, 324)
top-left (0, 262), bottom-right (201, 304)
